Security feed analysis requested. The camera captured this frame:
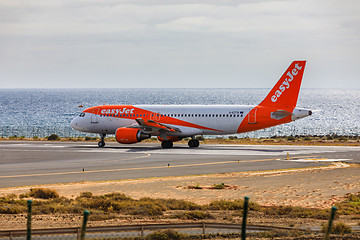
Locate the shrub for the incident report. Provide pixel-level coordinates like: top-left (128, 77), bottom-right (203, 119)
top-left (19, 193), bottom-right (30, 198)
top-left (263, 206), bottom-right (330, 219)
top-left (212, 183), bottom-right (227, 189)
top-left (127, 201), bottom-right (164, 216)
top-left (188, 184), bottom-right (203, 189)
top-left (79, 192), bottom-right (93, 198)
top-left (287, 136), bottom-right (295, 141)
top-left (336, 192), bottom-right (360, 215)
top-left (0, 205), bottom-right (26, 214)
top-left (321, 222), bottom-right (352, 234)
top-left (207, 199), bottom-right (261, 211)
top-left (47, 134), bottom-right (60, 140)
top-left (175, 210), bottom-right (213, 220)
top-left (146, 229), bottom-right (185, 240)
top-left (85, 136), bottom-right (91, 141)
top-left (257, 229), bottom-right (302, 238)
top-left (29, 188), bottom-right (59, 199)
top-left (157, 198), bottom-right (202, 210)
top-left (146, 231), bottom-right (168, 240)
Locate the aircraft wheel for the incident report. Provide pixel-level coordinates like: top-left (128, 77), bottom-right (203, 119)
top-left (161, 140), bottom-right (173, 149)
top-left (98, 141), bottom-right (105, 148)
top-left (188, 139), bottom-right (199, 148)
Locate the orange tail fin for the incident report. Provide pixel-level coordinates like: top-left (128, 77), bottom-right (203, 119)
top-left (259, 61), bottom-right (306, 108)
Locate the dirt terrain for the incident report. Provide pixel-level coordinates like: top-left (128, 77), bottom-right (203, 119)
top-left (1, 162), bottom-right (360, 230)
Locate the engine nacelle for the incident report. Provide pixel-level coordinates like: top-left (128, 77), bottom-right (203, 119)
top-left (157, 136), bottom-right (182, 142)
top-left (115, 128), bottom-right (150, 144)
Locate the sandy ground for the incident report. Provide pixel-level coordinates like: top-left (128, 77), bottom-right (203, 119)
top-left (1, 162), bottom-right (358, 208)
top-left (1, 162), bottom-right (360, 230)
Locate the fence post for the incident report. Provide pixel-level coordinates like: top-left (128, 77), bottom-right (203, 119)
top-left (80, 210), bottom-right (89, 240)
top-left (324, 206), bottom-right (337, 240)
top-left (241, 196), bottom-right (249, 240)
top-left (202, 222), bottom-right (206, 235)
top-left (27, 200), bottom-right (32, 240)
top-left (141, 226), bottom-right (144, 237)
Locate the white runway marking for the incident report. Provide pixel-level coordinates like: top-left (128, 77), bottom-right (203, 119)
top-left (285, 158), bottom-right (352, 162)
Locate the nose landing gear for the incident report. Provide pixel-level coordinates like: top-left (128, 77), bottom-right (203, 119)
top-left (98, 134), bottom-right (106, 147)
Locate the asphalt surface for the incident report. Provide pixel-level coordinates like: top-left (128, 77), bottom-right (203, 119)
top-left (0, 141), bottom-right (359, 188)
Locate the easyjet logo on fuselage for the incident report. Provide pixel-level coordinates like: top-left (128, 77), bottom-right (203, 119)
top-left (101, 108), bottom-right (135, 115)
top-left (271, 63), bottom-right (303, 103)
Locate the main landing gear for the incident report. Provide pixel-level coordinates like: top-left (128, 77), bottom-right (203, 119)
top-left (188, 139), bottom-right (200, 148)
top-left (161, 140), bottom-right (173, 149)
top-left (161, 138), bottom-right (200, 149)
top-left (98, 134), bottom-right (106, 148)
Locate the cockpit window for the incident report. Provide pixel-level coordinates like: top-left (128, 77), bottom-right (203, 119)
top-left (79, 113), bottom-right (85, 117)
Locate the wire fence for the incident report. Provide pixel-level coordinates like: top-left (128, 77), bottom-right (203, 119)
top-left (0, 199), bottom-right (343, 240)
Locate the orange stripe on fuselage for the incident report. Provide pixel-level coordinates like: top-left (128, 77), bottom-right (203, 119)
top-left (84, 105), bottom-right (222, 132)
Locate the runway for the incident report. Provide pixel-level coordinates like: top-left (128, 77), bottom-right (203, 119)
top-left (0, 141), bottom-right (359, 188)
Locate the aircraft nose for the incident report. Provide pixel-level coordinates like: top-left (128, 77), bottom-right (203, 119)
top-left (308, 110), bottom-right (312, 116)
top-left (70, 118), bottom-right (78, 130)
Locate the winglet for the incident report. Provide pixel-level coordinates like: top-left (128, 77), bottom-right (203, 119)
top-left (259, 61), bottom-right (306, 108)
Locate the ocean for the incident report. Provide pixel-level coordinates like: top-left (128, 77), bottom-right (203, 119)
top-left (0, 88), bottom-right (359, 138)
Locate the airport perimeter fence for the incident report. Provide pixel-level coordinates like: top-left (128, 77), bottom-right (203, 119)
top-left (0, 125), bottom-right (358, 139)
top-left (0, 199), bottom-right (342, 240)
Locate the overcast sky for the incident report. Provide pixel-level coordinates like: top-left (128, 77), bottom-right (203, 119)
top-left (0, 0), bottom-right (359, 88)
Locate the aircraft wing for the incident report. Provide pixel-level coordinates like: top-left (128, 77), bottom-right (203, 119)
top-left (131, 118), bottom-right (181, 134)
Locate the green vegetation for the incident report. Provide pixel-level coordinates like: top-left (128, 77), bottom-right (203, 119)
top-left (208, 199), bottom-right (261, 211)
top-left (187, 184), bottom-right (203, 189)
top-left (263, 206), bottom-right (330, 219)
top-left (29, 188), bottom-right (59, 199)
top-left (321, 222), bottom-right (352, 234)
top-left (212, 183), bottom-right (228, 189)
top-left (47, 134), bottom-right (60, 140)
top-left (2, 190), bottom-right (360, 227)
top-left (146, 229), bottom-right (186, 240)
top-left (335, 192), bottom-right (360, 215)
top-left (174, 211), bottom-right (213, 220)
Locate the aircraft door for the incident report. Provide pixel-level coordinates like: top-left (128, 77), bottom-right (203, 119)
top-left (150, 112), bottom-right (161, 121)
top-left (91, 108), bottom-right (100, 124)
top-left (248, 108), bottom-right (257, 124)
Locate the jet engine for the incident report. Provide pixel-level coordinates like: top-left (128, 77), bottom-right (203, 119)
top-left (115, 128), bottom-right (150, 144)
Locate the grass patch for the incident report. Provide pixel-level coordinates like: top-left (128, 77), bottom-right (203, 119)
top-left (336, 192), bottom-right (360, 215)
top-left (1, 190), bottom-right (358, 222)
top-left (262, 205), bottom-right (330, 219)
top-left (321, 222), bottom-right (352, 234)
top-left (211, 183), bottom-right (228, 189)
top-left (174, 210), bottom-right (213, 220)
top-left (207, 199), bottom-right (261, 211)
top-left (187, 184), bottom-right (203, 189)
top-left (146, 229), bottom-right (186, 240)
top-left (30, 188), bottom-right (59, 199)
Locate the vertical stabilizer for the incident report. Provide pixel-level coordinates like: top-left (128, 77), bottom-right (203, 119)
top-left (259, 61), bottom-right (306, 108)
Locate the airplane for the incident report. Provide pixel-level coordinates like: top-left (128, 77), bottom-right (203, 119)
top-left (70, 60), bottom-right (312, 148)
